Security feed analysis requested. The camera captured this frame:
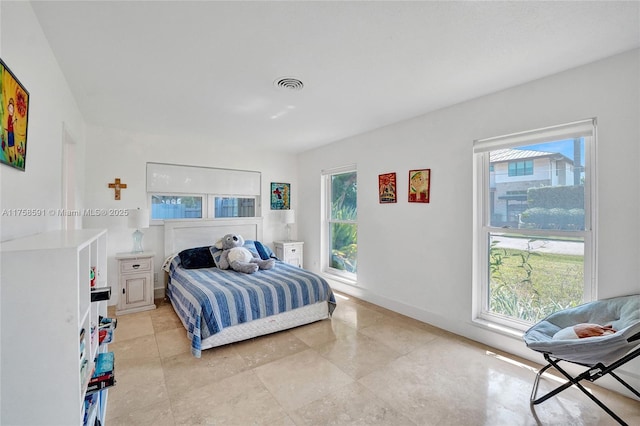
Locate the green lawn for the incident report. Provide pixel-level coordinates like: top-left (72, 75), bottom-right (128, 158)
top-left (489, 246), bottom-right (584, 323)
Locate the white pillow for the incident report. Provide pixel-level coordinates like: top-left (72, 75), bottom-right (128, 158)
top-left (162, 253), bottom-right (178, 272)
top-left (553, 326), bottom-right (579, 340)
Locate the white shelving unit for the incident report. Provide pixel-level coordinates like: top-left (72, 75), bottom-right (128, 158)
top-left (1, 229), bottom-right (112, 425)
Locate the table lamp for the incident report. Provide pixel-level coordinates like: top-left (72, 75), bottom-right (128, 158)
top-left (128, 208), bottom-right (150, 253)
top-left (283, 209), bottom-right (295, 241)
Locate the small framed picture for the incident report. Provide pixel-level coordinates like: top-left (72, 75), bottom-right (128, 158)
top-left (408, 169), bottom-right (430, 203)
top-left (378, 172), bottom-right (397, 203)
top-left (270, 182), bottom-right (290, 210)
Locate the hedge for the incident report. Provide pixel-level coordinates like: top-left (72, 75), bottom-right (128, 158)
top-left (520, 207), bottom-right (585, 230)
top-left (527, 185), bottom-right (584, 210)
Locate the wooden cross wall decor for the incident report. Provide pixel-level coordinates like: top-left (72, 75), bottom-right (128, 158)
top-left (108, 178), bottom-right (127, 200)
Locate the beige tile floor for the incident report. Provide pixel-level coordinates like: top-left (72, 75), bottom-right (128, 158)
top-left (106, 294), bottom-right (639, 425)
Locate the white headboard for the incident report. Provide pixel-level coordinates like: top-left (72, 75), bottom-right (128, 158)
top-left (164, 218), bottom-right (263, 257)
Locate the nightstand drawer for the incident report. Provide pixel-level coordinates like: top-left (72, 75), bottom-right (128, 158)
top-left (283, 246), bottom-right (300, 257)
top-left (119, 258), bottom-right (152, 273)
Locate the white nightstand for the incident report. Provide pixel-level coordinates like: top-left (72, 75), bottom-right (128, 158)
top-left (115, 251), bottom-right (156, 315)
top-left (274, 241), bottom-right (304, 268)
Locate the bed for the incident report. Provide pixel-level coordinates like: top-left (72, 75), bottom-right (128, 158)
top-left (164, 218), bottom-right (336, 357)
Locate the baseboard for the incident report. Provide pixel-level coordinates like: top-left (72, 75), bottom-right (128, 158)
top-left (154, 286), bottom-right (165, 301)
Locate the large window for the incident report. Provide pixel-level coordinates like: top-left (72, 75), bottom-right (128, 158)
top-left (474, 119), bottom-right (596, 330)
top-left (323, 166), bottom-right (357, 280)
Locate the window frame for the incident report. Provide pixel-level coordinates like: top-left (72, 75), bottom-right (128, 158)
top-left (321, 165), bottom-right (358, 282)
top-left (150, 193), bottom-right (206, 223)
top-left (473, 119), bottom-right (597, 331)
top-left (210, 195), bottom-right (257, 218)
top-left (149, 193), bottom-right (260, 224)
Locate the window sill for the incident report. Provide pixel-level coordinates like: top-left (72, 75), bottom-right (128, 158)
top-left (472, 317), bottom-right (526, 340)
top-left (322, 272), bottom-right (357, 287)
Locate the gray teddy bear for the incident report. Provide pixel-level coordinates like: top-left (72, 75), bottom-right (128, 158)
top-left (214, 234), bottom-right (275, 274)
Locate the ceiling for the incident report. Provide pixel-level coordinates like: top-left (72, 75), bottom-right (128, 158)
top-left (31, 1), bottom-right (640, 153)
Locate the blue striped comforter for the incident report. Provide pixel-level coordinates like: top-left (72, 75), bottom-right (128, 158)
top-left (168, 258), bottom-right (335, 357)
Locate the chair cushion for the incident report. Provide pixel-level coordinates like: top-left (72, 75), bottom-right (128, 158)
top-left (523, 294), bottom-right (640, 365)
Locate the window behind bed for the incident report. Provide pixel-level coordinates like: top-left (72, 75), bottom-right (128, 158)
top-left (147, 162), bottom-right (260, 222)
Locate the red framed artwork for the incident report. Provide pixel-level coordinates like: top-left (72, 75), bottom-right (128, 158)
top-left (378, 172), bottom-right (397, 203)
top-left (408, 169), bottom-right (430, 203)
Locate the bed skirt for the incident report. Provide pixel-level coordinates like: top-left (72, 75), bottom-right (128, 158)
top-left (170, 299), bottom-right (331, 351)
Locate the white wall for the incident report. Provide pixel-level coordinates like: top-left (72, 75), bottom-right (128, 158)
top-left (82, 125), bottom-right (299, 300)
top-left (299, 49), bottom-right (640, 393)
top-left (0, 1), bottom-right (86, 242)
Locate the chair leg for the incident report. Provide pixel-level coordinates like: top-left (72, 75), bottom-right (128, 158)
top-left (530, 355), bottom-right (629, 426)
top-left (530, 362), bottom-right (574, 405)
top-left (609, 371), bottom-right (640, 399)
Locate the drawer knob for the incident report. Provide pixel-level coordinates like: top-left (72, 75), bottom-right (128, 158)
top-left (291, 249), bottom-right (296, 252)
top-left (132, 264), bottom-right (140, 269)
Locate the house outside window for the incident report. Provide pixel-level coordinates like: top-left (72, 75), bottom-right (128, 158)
top-left (323, 166), bottom-right (357, 280)
top-left (474, 119), bottom-right (596, 330)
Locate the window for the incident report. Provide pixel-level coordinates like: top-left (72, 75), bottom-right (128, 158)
top-left (508, 160), bottom-right (533, 176)
top-left (151, 195), bottom-right (203, 219)
top-left (323, 166), bottom-right (357, 280)
top-left (214, 197), bottom-right (256, 218)
top-left (150, 195), bottom-right (258, 220)
top-left (474, 119), bottom-right (596, 330)
top-left (146, 163), bottom-right (261, 221)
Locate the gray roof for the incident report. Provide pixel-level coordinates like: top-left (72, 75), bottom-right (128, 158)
top-left (490, 148), bottom-right (572, 164)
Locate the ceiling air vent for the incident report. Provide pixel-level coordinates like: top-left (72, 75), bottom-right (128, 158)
top-left (274, 77), bottom-right (304, 91)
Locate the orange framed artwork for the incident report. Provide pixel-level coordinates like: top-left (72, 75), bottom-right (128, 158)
top-left (408, 169), bottom-right (430, 203)
top-left (378, 172), bottom-right (396, 203)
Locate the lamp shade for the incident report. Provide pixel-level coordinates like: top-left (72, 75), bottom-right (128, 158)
top-left (128, 208), bottom-right (150, 229)
top-left (283, 209), bottom-right (295, 224)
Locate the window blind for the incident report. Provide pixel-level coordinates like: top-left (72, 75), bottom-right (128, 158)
top-left (146, 162), bottom-right (261, 196)
top-left (473, 119), bottom-right (596, 153)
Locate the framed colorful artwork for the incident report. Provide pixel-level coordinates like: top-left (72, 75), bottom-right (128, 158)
top-left (0, 58), bottom-right (30, 171)
top-left (408, 169), bottom-right (431, 203)
top-left (270, 182), bottom-right (291, 210)
top-left (378, 172), bottom-right (397, 203)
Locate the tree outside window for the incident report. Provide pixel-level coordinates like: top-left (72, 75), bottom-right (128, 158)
top-left (326, 169), bottom-right (357, 278)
